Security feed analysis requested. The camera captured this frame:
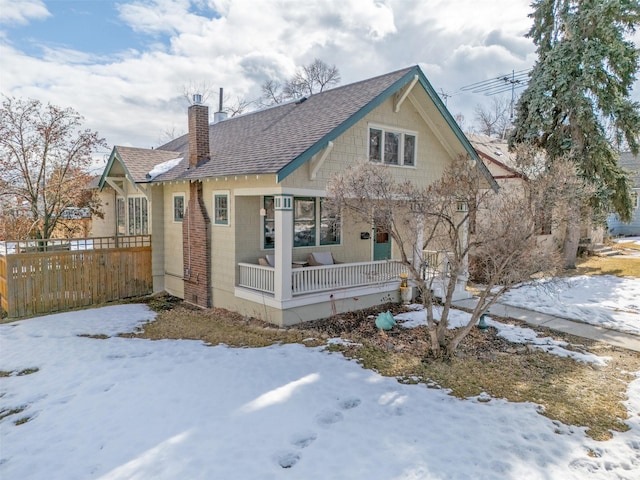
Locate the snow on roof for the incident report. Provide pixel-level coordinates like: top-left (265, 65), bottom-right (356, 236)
top-left (146, 157), bottom-right (182, 180)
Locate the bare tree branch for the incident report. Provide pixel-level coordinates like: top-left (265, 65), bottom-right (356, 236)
top-left (326, 156), bottom-right (562, 359)
top-left (0, 97), bottom-right (106, 241)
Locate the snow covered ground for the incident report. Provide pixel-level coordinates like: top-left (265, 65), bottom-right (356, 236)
top-left (498, 275), bottom-right (640, 335)
top-left (613, 236), bottom-right (640, 246)
top-left (2, 302), bottom-right (640, 479)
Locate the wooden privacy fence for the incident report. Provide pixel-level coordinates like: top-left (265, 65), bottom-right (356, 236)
top-left (0, 236), bottom-right (152, 318)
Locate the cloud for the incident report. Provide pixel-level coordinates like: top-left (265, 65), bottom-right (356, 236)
top-left (117, 0), bottom-right (210, 36)
top-left (0, 0), bottom-right (635, 151)
top-left (0, 0), bottom-right (50, 25)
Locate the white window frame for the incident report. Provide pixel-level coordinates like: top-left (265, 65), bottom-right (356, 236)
top-left (632, 190), bottom-right (639, 209)
top-left (262, 196), bottom-right (342, 249)
top-left (172, 193), bottom-right (185, 223)
top-left (368, 123), bottom-right (417, 167)
top-left (117, 195), bottom-right (149, 235)
top-left (213, 191), bottom-right (230, 226)
top-left (116, 197), bottom-right (126, 235)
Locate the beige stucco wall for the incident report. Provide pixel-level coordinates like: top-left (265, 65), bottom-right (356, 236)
top-left (150, 186), bottom-right (165, 293)
top-left (162, 183), bottom-right (189, 298)
top-left (197, 175), bottom-right (278, 307)
top-left (282, 95), bottom-right (453, 190)
top-left (90, 187), bottom-right (117, 237)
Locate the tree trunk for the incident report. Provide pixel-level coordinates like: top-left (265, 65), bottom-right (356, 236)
top-left (562, 205), bottom-right (581, 270)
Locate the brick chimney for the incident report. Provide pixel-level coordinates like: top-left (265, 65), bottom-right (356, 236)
top-left (183, 95), bottom-right (212, 308)
top-left (188, 95), bottom-right (210, 168)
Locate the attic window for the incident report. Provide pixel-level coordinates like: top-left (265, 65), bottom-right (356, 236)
top-left (369, 126), bottom-right (416, 167)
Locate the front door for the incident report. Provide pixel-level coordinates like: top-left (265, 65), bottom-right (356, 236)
top-left (373, 225), bottom-right (391, 260)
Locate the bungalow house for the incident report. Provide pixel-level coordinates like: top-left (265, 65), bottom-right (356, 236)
top-left (607, 152), bottom-right (640, 236)
top-left (95, 65), bottom-right (494, 326)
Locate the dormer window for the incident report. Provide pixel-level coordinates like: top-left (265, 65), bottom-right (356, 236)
top-left (369, 126), bottom-right (416, 167)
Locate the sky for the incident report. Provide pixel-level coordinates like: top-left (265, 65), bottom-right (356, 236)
top-left (0, 0), bottom-right (638, 163)
top-left (2, 273), bottom-right (639, 479)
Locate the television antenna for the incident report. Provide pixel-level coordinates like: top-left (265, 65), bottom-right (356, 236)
top-left (460, 69), bottom-right (530, 119)
top-left (438, 88), bottom-right (455, 106)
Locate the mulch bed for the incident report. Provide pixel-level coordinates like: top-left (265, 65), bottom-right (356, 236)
top-left (295, 302), bottom-right (522, 360)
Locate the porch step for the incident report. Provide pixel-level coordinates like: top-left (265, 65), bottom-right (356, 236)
top-left (591, 244), bottom-right (620, 257)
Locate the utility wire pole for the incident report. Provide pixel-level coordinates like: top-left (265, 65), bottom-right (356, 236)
top-left (460, 69), bottom-right (530, 119)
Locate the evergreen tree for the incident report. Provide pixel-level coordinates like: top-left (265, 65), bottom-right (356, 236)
top-left (510, 0), bottom-right (640, 267)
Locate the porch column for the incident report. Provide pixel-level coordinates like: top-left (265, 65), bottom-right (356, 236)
top-left (274, 194), bottom-right (293, 301)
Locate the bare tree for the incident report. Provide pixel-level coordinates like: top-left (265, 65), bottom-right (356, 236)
top-left (454, 113), bottom-right (466, 133)
top-left (157, 125), bottom-right (186, 146)
top-left (261, 79), bottom-right (286, 105)
top-left (285, 58), bottom-right (341, 97)
top-left (261, 59), bottom-right (341, 105)
top-left (0, 97), bottom-right (106, 241)
top-left (326, 156), bottom-right (561, 358)
top-left (181, 80), bottom-right (217, 105)
top-left (182, 81), bottom-right (253, 115)
top-left (473, 97), bottom-right (512, 138)
top-left (226, 95), bottom-right (253, 117)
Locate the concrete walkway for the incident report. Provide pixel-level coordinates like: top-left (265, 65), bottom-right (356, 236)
top-left (452, 297), bottom-right (640, 353)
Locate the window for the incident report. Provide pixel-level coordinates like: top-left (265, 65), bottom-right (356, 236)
top-left (262, 196), bottom-right (341, 248)
top-left (294, 197), bottom-right (316, 247)
top-left (320, 198), bottom-right (340, 245)
top-left (263, 196), bottom-right (275, 249)
top-left (173, 194), bottom-right (184, 222)
top-left (369, 128), bottom-right (382, 162)
top-left (128, 197), bottom-right (148, 235)
top-left (116, 198), bottom-right (125, 235)
top-left (368, 126), bottom-right (416, 166)
top-left (214, 193), bottom-right (229, 225)
top-left (384, 132), bottom-right (399, 164)
top-left (404, 134), bottom-right (416, 166)
top-left (632, 191), bottom-right (639, 209)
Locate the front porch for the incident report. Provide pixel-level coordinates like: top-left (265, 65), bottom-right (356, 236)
top-left (238, 259), bottom-right (410, 298)
top-left (225, 194), bottom-right (471, 325)
top-left (235, 256), bottom-right (470, 314)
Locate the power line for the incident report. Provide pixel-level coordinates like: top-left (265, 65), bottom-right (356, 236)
top-left (460, 69), bottom-right (530, 95)
top-left (460, 69), bottom-right (531, 119)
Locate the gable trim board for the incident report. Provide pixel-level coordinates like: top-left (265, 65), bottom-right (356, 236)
top-left (276, 65), bottom-right (498, 191)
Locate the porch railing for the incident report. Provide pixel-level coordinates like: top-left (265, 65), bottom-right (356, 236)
top-left (238, 260), bottom-right (410, 296)
top-left (238, 263), bottom-right (275, 294)
top-left (292, 260), bottom-right (409, 295)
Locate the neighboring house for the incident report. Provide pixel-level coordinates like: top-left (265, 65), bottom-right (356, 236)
top-left (96, 65), bottom-right (495, 326)
top-left (468, 133), bottom-right (604, 249)
top-left (607, 152), bottom-right (640, 236)
top-left (468, 134), bottom-right (556, 250)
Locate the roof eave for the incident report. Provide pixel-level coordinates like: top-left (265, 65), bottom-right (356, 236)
top-left (97, 146), bottom-right (137, 190)
top-left (276, 65), bottom-right (499, 192)
top-left (414, 73), bottom-right (499, 192)
top-left (277, 66), bottom-right (421, 183)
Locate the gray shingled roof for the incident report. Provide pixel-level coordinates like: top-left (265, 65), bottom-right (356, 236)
top-left (467, 133), bottom-right (520, 174)
top-left (104, 65), bottom-right (496, 190)
top-left (151, 66), bottom-right (416, 181)
top-left (113, 146), bottom-right (185, 183)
